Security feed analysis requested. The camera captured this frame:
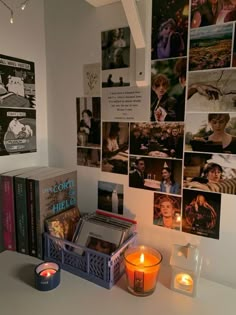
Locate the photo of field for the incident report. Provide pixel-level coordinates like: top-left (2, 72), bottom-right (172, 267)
top-left (189, 24), bottom-right (233, 71)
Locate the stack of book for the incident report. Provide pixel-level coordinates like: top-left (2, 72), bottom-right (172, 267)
top-left (0, 166), bottom-right (77, 258)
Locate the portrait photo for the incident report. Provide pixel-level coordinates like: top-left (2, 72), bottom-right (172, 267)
top-left (185, 112), bottom-right (236, 154)
top-left (182, 189), bottom-right (221, 239)
top-left (151, 0), bottom-right (189, 60)
top-left (151, 58), bottom-right (187, 122)
top-left (184, 152), bottom-right (236, 195)
top-left (76, 97), bottom-right (101, 148)
top-left (153, 193), bottom-right (181, 230)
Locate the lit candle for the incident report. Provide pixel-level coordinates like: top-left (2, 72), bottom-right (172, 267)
top-left (39, 268), bottom-right (57, 277)
top-left (176, 273), bottom-right (193, 291)
top-left (124, 246), bottom-right (162, 296)
top-left (35, 262), bottom-right (60, 291)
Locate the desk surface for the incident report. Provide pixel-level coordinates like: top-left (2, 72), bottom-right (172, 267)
top-left (0, 251), bottom-right (236, 315)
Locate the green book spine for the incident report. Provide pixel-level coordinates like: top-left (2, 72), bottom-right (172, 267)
top-left (14, 177), bottom-right (29, 255)
top-left (27, 178), bottom-right (37, 257)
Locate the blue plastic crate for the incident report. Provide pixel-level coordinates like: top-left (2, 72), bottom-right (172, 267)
top-left (44, 232), bottom-right (136, 289)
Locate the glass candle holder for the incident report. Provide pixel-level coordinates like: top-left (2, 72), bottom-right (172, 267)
top-left (124, 245), bottom-right (162, 296)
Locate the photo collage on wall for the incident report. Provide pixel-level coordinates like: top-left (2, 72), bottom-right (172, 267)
top-left (0, 54), bottom-right (36, 155)
top-left (76, 0), bottom-right (236, 239)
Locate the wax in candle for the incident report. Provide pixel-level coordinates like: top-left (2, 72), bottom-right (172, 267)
top-left (40, 269), bottom-right (57, 277)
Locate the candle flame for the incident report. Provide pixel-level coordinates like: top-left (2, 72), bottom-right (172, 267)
top-left (140, 253), bottom-right (144, 264)
top-left (181, 275), bottom-right (189, 284)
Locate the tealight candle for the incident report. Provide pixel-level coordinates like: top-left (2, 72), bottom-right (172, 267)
top-left (176, 273), bottom-right (193, 291)
top-left (124, 245), bottom-right (162, 296)
top-left (35, 262), bottom-right (60, 291)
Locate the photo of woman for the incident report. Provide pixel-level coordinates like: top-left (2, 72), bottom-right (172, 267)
top-left (185, 113), bottom-right (236, 154)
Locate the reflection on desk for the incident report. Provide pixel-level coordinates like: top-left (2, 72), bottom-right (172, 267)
top-left (144, 179), bottom-right (161, 190)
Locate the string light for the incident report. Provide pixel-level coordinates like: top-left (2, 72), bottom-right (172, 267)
top-left (0, 0), bottom-right (30, 24)
top-left (21, 0), bottom-right (29, 10)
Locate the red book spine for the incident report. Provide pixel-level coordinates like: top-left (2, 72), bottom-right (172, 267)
top-left (2, 176), bottom-right (16, 251)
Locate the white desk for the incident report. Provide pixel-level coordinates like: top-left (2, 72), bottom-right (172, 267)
top-left (0, 251), bottom-right (235, 315)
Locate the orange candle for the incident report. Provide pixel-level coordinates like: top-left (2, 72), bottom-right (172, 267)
top-left (124, 246), bottom-right (162, 296)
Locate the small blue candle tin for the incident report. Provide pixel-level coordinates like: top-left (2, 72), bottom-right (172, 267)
top-left (35, 261), bottom-right (61, 291)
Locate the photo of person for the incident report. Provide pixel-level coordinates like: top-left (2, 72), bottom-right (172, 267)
top-left (185, 113), bottom-right (236, 154)
top-left (129, 156), bottom-right (182, 194)
top-left (98, 181), bottom-right (124, 215)
top-left (184, 152), bottom-right (236, 194)
top-left (153, 193), bottom-right (181, 230)
top-left (76, 97), bottom-right (101, 147)
top-left (187, 69), bottom-right (236, 112)
top-left (189, 23), bottom-right (233, 71)
top-left (151, 0), bottom-right (189, 60)
top-left (77, 148), bottom-right (100, 168)
top-left (101, 27), bottom-right (130, 70)
top-left (130, 122), bottom-right (184, 158)
top-left (102, 122), bottom-right (129, 174)
top-left (102, 68), bottom-right (130, 88)
top-left (191, 0), bottom-right (236, 28)
top-left (182, 189), bottom-right (221, 239)
top-left (151, 58), bottom-right (187, 122)
top-left (0, 54), bottom-right (36, 108)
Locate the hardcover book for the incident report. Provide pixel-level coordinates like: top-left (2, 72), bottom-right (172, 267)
top-left (30, 168), bottom-right (77, 259)
top-left (14, 167), bottom-right (48, 254)
top-left (0, 166), bottom-right (40, 251)
top-left (26, 167), bottom-right (64, 256)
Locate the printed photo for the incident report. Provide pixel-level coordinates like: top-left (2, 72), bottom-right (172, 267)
top-left (182, 189), bottom-right (221, 239)
top-left (185, 112), bottom-right (236, 154)
top-left (232, 29), bottom-right (236, 66)
top-left (77, 147), bottom-right (101, 168)
top-left (0, 108), bottom-right (36, 156)
top-left (0, 54), bottom-right (36, 108)
top-left (86, 236), bottom-right (117, 255)
top-left (151, 0), bottom-right (189, 60)
top-left (153, 193), bottom-right (181, 230)
top-left (102, 122), bottom-right (129, 175)
top-left (129, 156), bottom-right (182, 195)
top-left (83, 63), bottom-right (101, 97)
top-left (184, 152), bottom-right (236, 194)
top-left (98, 181), bottom-right (124, 215)
top-left (102, 68), bottom-right (130, 88)
top-left (101, 27), bottom-right (130, 70)
top-left (187, 69), bottom-right (236, 112)
top-left (191, 0), bottom-right (236, 28)
top-left (130, 122), bottom-right (184, 159)
top-left (189, 23), bottom-right (233, 71)
top-left (76, 97), bottom-right (101, 148)
top-left (151, 58), bottom-right (187, 122)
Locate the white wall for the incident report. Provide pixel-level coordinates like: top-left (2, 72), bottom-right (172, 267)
top-left (0, 0), bottom-right (48, 173)
top-left (45, 0), bottom-right (235, 289)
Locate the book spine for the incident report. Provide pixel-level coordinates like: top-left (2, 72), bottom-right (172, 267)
top-left (0, 177), bottom-right (4, 253)
top-left (1, 176), bottom-right (16, 251)
top-left (27, 178), bottom-right (37, 257)
top-left (14, 177), bottom-right (29, 255)
top-left (35, 181), bottom-right (43, 259)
